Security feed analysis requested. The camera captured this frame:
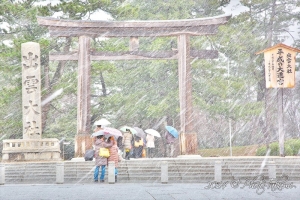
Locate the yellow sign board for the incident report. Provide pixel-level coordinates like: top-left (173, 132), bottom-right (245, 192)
top-left (256, 43), bottom-right (300, 88)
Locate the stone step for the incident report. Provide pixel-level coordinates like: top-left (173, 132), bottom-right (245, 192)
top-left (276, 166), bottom-right (300, 169)
top-left (64, 165), bottom-right (216, 170)
top-left (118, 168), bottom-right (220, 171)
top-left (5, 172), bottom-right (57, 177)
top-left (66, 161), bottom-right (300, 166)
top-left (226, 163), bottom-right (300, 166)
top-left (228, 168), bottom-right (268, 171)
top-left (5, 177), bottom-right (56, 184)
top-left (4, 165), bottom-right (57, 169)
top-left (228, 168), bottom-right (300, 173)
top-left (63, 172), bottom-right (225, 178)
top-left (113, 175), bottom-right (234, 182)
top-left (118, 163), bottom-right (215, 166)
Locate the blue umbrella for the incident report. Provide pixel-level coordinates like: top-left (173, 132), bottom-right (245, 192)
top-left (165, 126), bottom-right (179, 138)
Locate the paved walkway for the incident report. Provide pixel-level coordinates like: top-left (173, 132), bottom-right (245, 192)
top-left (1, 182), bottom-right (299, 200)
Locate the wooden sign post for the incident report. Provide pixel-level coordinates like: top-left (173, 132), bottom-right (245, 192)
top-left (256, 43), bottom-right (300, 156)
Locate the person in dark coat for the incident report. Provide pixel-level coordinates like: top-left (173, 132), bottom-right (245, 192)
top-left (133, 136), bottom-right (143, 158)
top-left (94, 135), bottom-right (112, 182)
top-left (117, 136), bottom-right (123, 153)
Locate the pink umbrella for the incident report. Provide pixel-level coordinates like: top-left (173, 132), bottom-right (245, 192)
top-left (103, 127), bottom-right (123, 137)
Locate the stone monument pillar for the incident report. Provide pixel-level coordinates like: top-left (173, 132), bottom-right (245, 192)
top-left (22, 42), bottom-right (42, 139)
top-left (2, 42), bottom-right (61, 162)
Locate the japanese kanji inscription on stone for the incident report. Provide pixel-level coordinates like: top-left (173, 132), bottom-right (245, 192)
top-left (21, 42), bottom-right (42, 139)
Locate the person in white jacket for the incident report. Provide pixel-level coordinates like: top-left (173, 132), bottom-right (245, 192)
top-left (146, 134), bottom-right (155, 158)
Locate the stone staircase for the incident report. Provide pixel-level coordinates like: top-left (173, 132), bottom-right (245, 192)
top-left (4, 162), bottom-right (57, 184)
top-left (2, 157), bottom-right (300, 184)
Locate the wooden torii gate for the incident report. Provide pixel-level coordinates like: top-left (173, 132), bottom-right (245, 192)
top-left (37, 15), bottom-right (231, 157)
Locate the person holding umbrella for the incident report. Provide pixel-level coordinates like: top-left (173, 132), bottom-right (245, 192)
top-left (133, 127), bottom-right (146, 158)
top-left (85, 120), bottom-right (110, 161)
top-left (145, 129), bottom-right (161, 158)
top-left (146, 133), bottom-right (155, 158)
top-left (94, 134), bottom-right (113, 183)
top-left (165, 126), bottom-right (178, 157)
top-left (133, 136), bottom-right (144, 158)
top-left (165, 131), bottom-right (176, 157)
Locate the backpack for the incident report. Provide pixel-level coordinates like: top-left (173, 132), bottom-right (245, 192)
top-left (84, 149), bottom-right (94, 161)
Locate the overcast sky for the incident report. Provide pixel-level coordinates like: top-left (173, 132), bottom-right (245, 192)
top-left (1, 0), bottom-right (298, 46)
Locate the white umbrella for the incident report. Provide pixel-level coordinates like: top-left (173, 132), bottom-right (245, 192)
top-left (145, 129), bottom-right (161, 137)
top-left (94, 118), bottom-right (111, 126)
top-left (90, 130), bottom-right (105, 138)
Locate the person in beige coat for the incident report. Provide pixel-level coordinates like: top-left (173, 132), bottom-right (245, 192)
top-left (122, 130), bottom-right (133, 160)
top-left (107, 136), bottom-right (119, 182)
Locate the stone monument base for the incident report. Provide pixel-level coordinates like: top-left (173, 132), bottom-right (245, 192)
top-left (2, 138), bottom-right (61, 162)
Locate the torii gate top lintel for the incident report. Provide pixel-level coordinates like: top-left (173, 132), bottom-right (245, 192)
top-left (37, 14), bottom-right (231, 37)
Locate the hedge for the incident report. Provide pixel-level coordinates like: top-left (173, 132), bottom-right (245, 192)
top-left (256, 139), bottom-right (300, 156)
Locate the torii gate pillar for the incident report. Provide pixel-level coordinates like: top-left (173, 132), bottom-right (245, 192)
top-left (75, 36), bottom-right (93, 157)
top-left (178, 34), bottom-right (197, 155)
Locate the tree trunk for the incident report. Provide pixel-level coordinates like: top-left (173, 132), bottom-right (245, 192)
top-left (41, 38), bottom-right (72, 132)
